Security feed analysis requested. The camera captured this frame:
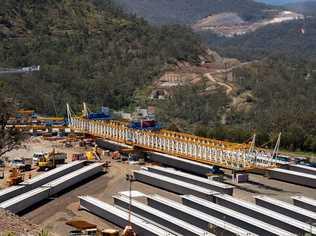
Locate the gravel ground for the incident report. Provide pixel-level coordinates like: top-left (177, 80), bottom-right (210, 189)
top-left (0, 209), bottom-right (40, 235)
top-left (0, 138), bottom-right (315, 235)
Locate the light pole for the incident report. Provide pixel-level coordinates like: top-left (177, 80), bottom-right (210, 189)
top-left (123, 173), bottom-right (136, 236)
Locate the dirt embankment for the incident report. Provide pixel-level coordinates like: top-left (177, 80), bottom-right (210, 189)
top-left (0, 209), bottom-right (40, 235)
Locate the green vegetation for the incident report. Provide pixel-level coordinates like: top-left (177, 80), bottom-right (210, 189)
top-left (0, 0), bottom-right (203, 114)
top-left (113, 0), bottom-right (273, 25)
top-left (200, 17), bottom-right (316, 62)
top-left (1, 0), bottom-right (315, 154)
top-left (156, 58), bottom-right (316, 152)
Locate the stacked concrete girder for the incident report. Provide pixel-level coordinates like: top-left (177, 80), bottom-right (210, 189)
top-left (0, 161), bottom-right (85, 204)
top-left (0, 187), bottom-right (50, 214)
top-left (133, 170), bottom-right (218, 201)
top-left (214, 193), bottom-right (315, 235)
top-left (79, 196), bottom-right (178, 236)
top-left (147, 194), bottom-right (257, 236)
top-left (146, 152), bottom-right (216, 176)
top-left (292, 195), bottom-right (316, 212)
top-left (0, 162), bottom-right (103, 214)
top-left (268, 168), bottom-right (316, 188)
top-left (146, 166), bottom-right (234, 195)
top-left (182, 195), bottom-right (296, 236)
top-left (42, 162), bottom-right (104, 196)
top-left (288, 164), bottom-right (316, 175)
top-left (0, 186), bottom-right (26, 203)
top-left (21, 160), bottom-right (86, 189)
top-left (255, 195), bottom-right (316, 223)
top-left (113, 194), bottom-right (214, 236)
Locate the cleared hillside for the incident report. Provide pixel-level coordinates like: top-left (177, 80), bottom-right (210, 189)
top-left (113, 0), bottom-right (273, 25)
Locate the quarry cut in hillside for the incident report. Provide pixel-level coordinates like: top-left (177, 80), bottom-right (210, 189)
top-left (193, 10), bottom-right (304, 37)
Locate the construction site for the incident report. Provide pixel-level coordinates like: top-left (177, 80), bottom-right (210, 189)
top-left (0, 104), bottom-right (315, 236)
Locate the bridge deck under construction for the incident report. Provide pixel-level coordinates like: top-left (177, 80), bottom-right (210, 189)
top-left (70, 118), bottom-right (277, 171)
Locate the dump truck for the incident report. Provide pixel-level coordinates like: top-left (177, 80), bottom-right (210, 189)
top-left (38, 149), bottom-right (67, 171)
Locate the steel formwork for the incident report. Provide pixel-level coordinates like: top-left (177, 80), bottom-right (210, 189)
top-left (214, 193), bottom-right (315, 235)
top-left (134, 170), bottom-right (218, 201)
top-left (79, 196), bottom-right (178, 236)
top-left (255, 195), bottom-right (316, 223)
top-left (113, 194), bottom-right (214, 236)
top-left (182, 195), bottom-right (296, 236)
top-left (146, 194), bottom-right (257, 236)
top-left (146, 166), bottom-right (234, 195)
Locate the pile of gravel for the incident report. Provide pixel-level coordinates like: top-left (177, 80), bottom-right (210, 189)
top-left (0, 209), bottom-right (40, 235)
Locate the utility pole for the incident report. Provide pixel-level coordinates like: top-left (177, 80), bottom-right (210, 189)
top-left (123, 173), bottom-right (136, 236)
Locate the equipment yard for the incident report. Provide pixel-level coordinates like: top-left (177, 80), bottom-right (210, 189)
top-left (0, 105), bottom-right (315, 236)
top-left (0, 136), bottom-right (314, 235)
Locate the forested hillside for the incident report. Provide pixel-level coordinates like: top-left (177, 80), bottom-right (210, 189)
top-left (201, 17), bottom-right (316, 61)
top-left (0, 0), bottom-right (203, 114)
top-left (113, 0), bottom-right (273, 25)
top-left (156, 58), bottom-right (316, 152)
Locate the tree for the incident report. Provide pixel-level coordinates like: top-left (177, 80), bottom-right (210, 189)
top-left (0, 91), bottom-right (23, 158)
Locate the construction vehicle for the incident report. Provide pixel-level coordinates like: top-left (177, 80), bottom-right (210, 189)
top-left (38, 149), bottom-right (67, 171)
top-left (7, 168), bottom-right (24, 186)
top-left (9, 158), bottom-right (32, 171)
top-left (72, 147), bottom-right (101, 161)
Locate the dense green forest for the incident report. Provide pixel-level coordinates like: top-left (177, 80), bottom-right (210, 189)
top-left (113, 0), bottom-right (273, 25)
top-left (0, 0), bottom-right (203, 114)
top-left (155, 58), bottom-right (316, 152)
top-left (1, 0), bottom-right (315, 153)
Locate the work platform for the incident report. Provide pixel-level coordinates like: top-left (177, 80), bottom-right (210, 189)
top-left (69, 118), bottom-right (278, 171)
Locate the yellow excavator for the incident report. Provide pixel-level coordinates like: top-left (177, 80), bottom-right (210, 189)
top-left (7, 168), bottom-right (24, 186)
top-left (72, 146), bottom-right (101, 162)
top-left (38, 149), bottom-right (67, 171)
